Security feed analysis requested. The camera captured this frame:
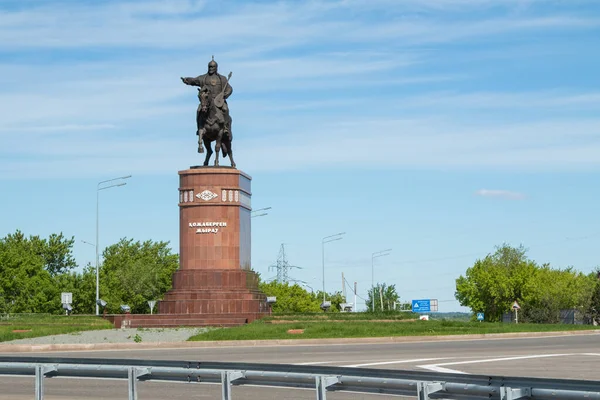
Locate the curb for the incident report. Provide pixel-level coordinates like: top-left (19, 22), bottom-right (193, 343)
top-left (0, 329), bottom-right (598, 353)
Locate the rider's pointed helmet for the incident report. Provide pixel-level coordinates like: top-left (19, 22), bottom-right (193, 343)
top-left (208, 55), bottom-right (218, 69)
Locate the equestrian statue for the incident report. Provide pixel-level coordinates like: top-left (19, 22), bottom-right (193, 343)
top-left (180, 57), bottom-right (235, 168)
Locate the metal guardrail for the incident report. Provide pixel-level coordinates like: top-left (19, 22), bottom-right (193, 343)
top-left (0, 356), bottom-right (599, 400)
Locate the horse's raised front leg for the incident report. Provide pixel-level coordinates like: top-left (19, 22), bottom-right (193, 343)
top-left (197, 128), bottom-right (205, 153)
top-left (203, 137), bottom-right (212, 166)
top-left (196, 109), bottom-right (204, 153)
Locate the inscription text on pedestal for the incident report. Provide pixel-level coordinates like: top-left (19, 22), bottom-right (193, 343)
top-left (189, 221), bottom-right (227, 234)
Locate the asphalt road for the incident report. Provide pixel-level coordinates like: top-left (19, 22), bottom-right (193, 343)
top-left (1, 333), bottom-right (599, 399)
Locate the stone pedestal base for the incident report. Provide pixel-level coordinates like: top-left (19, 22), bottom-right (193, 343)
top-left (106, 269), bottom-right (267, 328)
top-left (106, 167), bottom-right (268, 329)
top-left (158, 269), bottom-right (266, 314)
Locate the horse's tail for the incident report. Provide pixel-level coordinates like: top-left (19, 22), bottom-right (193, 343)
top-left (222, 127), bottom-right (232, 158)
top-left (221, 135), bottom-right (229, 158)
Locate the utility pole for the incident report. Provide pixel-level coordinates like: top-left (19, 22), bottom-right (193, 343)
top-left (341, 272), bottom-right (346, 300)
top-left (354, 282), bottom-right (357, 313)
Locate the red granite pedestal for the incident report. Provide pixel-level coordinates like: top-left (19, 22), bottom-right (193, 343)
top-left (107, 167), bottom-right (268, 329)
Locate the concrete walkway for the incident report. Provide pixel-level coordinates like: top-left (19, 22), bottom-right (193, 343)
top-left (0, 328), bottom-right (598, 353)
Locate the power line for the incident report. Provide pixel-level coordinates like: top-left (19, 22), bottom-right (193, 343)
top-left (343, 276), bottom-right (354, 293)
top-left (401, 285), bottom-right (457, 294)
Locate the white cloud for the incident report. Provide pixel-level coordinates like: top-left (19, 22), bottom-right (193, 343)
top-left (475, 189), bottom-right (526, 200)
top-left (1, 0), bottom-right (599, 178)
top-left (234, 117), bottom-right (600, 173)
top-left (397, 91), bottom-right (600, 110)
top-left (0, 124), bottom-right (116, 133)
top-left (3, 114), bottom-right (599, 179)
top-left (0, 0), bottom-right (596, 50)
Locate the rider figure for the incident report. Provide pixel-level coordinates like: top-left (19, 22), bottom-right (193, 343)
top-left (181, 57), bottom-right (232, 153)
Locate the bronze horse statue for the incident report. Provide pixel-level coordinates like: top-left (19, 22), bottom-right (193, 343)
top-left (196, 87), bottom-right (236, 168)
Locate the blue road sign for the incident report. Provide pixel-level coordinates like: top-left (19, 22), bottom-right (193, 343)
top-left (477, 312), bottom-right (484, 321)
top-left (412, 299), bottom-right (431, 312)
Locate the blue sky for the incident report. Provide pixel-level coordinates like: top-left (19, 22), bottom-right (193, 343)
top-left (1, 0), bottom-right (600, 312)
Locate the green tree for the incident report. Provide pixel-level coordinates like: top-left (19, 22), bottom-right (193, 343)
top-left (53, 265), bottom-right (97, 314)
top-left (521, 265), bottom-right (596, 323)
top-left (100, 238), bottom-right (179, 314)
top-left (0, 230), bottom-right (76, 314)
top-left (455, 244), bottom-right (596, 323)
top-left (32, 232), bottom-right (77, 276)
top-left (588, 269), bottom-right (600, 324)
top-left (365, 283), bottom-right (400, 312)
top-left (259, 281), bottom-right (322, 313)
top-left (455, 244), bottom-right (537, 322)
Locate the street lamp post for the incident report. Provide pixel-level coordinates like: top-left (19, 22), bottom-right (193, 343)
top-left (322, 232), bottom-right (346, 305)
top-left (96, 175), bottom-right (131, 315)
top-left (371, 249), bottom-right (392, 312)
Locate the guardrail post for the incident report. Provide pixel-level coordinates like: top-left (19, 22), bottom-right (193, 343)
top-left (221, 370), bottom-right (245, 400)
top-left (417, 381), bottom-right (443, 400)
top-left (315, 375), bottom-right (341, 400)
top-left (35, 365), bottom-right (44, 400)
top-left (35, 364), bottom-right (58, 400)
top-left (500, 386), bottom-right (531, 400)
top-left (128, 367), bottom-right (151, 400)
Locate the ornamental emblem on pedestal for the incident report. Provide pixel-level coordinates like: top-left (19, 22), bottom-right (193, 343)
top-left (197, 190), bottom-right (218, 201)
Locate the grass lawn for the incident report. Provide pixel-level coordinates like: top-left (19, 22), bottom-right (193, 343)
top-left (189, 318), bottom-right (600, 341)
top-left (262, 312), bottom-right (419, 322)
top-left (0, 314), bottom-right (113, 342)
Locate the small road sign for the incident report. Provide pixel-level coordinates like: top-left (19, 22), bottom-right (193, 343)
top-left (512, 301), bottom-right (521, 310)
top-left (477, 312), bottom-right (484, 321)
top-left (61, 292), bottom-right (72, 304)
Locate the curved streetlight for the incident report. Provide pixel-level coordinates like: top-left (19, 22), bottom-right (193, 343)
top-left (371, 248), bottom-right (392, 312)
top-left (291, 280), bottom-right (314, 294)
top-left (81, 241), bottom-right (95, 272)
top-left (251, 206), bottom-right (272, 219)
top-left (96, 175), bottom-right (131, 315)
top-left (249, 207), bottom-right (272, 271)
top-left (300, 283), bottom-right (314, 293)
top-left (322, 232), bottom-right (346, 305)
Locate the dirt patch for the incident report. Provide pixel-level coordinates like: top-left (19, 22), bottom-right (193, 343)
top-left (286, 329), bottom-right (305, 334)
top-left (12, 330), bottom-right (32, 333)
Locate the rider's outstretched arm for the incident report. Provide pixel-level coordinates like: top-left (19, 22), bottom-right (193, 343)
top-left (181, 75), bottom-right (204, 87)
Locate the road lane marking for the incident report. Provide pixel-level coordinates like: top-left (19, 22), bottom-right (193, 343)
top-left (344, 357), bottom-right (449, 367)
top-left (421, 365), bottom-right (469, 374)
top-left (293, 361), bottom-right (339, 365)
top-left (419, 353), bottom-right (574, 374)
